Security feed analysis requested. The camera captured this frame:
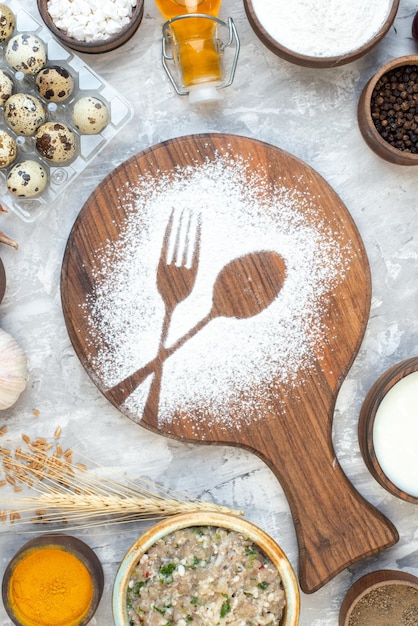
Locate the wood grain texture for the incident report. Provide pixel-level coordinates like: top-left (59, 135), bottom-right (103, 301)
top-left (358, 356), bottom-right (418, 504)
top-left (61, 133), bottom-right (398, 594)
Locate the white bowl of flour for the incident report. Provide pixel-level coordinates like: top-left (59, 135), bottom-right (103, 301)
top-left (244, 0), bottom-right (399, 68)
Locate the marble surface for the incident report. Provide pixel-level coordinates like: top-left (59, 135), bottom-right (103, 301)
top-left (1, 0), bottom-right (418, 624)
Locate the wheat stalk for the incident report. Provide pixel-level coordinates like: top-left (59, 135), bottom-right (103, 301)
top-left (0, 431), bottom-right (243, 529)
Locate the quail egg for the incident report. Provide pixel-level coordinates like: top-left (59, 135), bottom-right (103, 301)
top-left (35, 122), bottom-right (77, 164)
top-left (6, 33), bottom-right (47, 75)
top-left (4, 93), bottom-right (46, 136)
top-left (71, 96), bottom-right (109, 135)
top-left (7, 160), bottom-right (47, 198)
top-left (0, 70), bottom-right (14, 106)
top-left (0, 4), bottom-right (15, 43)
top-left (36, 65), bottom-right (74, 103)
top-left (0, 130), bottom-right (17, 168)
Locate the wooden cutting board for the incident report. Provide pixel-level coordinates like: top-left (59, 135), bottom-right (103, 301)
top-left (61, 133), bottom-right (398, 594)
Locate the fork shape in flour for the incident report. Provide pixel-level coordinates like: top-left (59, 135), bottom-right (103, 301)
top-left (158, 208), bottom-right (201, 342)
top-left (142, 208), bottom-right (201, 422)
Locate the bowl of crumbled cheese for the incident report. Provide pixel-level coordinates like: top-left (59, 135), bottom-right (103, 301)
top-left (37, 0), bottom-right (144, 53)
top-left (112, 512), bottom-right (300, 626)
top-left (244, 0), bottom-right (399, 68)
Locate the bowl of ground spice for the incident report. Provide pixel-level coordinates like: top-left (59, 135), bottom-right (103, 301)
top-left (244, 0), bottom-right (399, 68)
top-left (37, 0), bottom-right (144, 53)
top-left (112, 511), bottom-right (300, 626)
top-left (339, 569), bottom-right (418, 626)
top-left (2, 533), bottom-right (104, 626)
top-left (358, 56), bottom-right (418, 165)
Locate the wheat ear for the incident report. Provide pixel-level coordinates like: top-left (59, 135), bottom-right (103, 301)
top-left (0, 432), bottom-right (243, 529)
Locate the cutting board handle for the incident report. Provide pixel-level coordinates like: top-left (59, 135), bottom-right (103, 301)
top-left (258, 433), bottom-right (399, 594)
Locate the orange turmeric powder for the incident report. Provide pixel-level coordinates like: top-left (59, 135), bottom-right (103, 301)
top-left (8, 547), bottom-right (94, 626)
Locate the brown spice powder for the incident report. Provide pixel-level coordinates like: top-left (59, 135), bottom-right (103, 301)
top-left (348, 584), bottom-right (418, 626)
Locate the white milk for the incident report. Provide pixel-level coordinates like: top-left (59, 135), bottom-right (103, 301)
top-left (373, 371), bottom-right (418, 497)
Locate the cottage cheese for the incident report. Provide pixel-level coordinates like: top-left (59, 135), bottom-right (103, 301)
top-left (47, 0), bottom-right (137, 42)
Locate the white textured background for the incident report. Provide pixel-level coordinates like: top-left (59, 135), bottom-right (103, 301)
top-left (1, 0), bottom-right (418, 624)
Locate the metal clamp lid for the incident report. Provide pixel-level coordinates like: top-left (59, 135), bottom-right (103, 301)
top-left (161, 14), bottom-right (240, 98)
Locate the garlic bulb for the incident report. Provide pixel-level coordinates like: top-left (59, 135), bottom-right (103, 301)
top-left (0, 328), bottom-right (27, 409)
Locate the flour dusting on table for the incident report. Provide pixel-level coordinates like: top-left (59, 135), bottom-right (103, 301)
top-left (83, 153), bottom-right (350, 432)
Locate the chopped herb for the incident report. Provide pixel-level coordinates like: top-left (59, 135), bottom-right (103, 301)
top-left (192, 527), bottom-right (204, 536)
top-left (186, 617), bottom-right (193, 622)
top-left (245, 545), bottom-right (257, 556)
top-left (153, 604), bottom-right (172, 615)
top-left (190, 597), bottom-right (198, 605)
top-left (257, 581), bottom-right (269, 590)
top-left (132, 580), bottom-right (147, 595)
top-left (159, 562), bottom-right (176, 583)
top-left (220, 594), bottom-right (231, 618)
top-left (160, 563), bottom-right (176, 576)
top-left (186, 556), bottom-right (201, 569)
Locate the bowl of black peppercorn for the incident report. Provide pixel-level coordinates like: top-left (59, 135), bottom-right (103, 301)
top-left (358, 56), bottom-right (418, 165)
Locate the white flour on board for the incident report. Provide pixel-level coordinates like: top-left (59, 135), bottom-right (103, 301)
top-left (83, 153), bottom-right (351, 433)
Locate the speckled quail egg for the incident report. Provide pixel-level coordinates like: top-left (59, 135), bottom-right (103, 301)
top-left (35, 122), bottom-right (77, 164)
top-left (0, 4), bottom-right (15, 43)
top-left (35, 65), bottom-right (74, 103)
top-left (0, 70), bottom-right (14, 106)
top-left (7, 159), bottom-right (47, 197)
top-left (71, 96), bottom-right (110, 135)
top-left (4, 93), bottom-right (46, 136)
top-left (0, 129), bottom-right (17, 168)
top-left (5, 33), bottom-right (47, 75)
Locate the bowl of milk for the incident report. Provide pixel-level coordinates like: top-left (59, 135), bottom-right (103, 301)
top-left (358, 356), bottom-right (418, 504)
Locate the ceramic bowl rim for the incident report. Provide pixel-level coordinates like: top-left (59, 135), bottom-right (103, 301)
top-left (112, 511), bottom-right (300, 626)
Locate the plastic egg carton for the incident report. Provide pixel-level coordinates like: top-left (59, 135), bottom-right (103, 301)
top-left (0, 0), bottom-right (134, 222)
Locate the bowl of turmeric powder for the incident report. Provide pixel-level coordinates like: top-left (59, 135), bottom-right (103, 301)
top-left (2, 533), bottom-right (104, 626)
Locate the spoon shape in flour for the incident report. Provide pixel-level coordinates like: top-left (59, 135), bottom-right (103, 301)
top-left (107, 250), bottom-right (287, 406)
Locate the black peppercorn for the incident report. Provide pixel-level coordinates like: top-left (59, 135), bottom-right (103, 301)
top-left (370, 64), bottom-right (418, 152)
